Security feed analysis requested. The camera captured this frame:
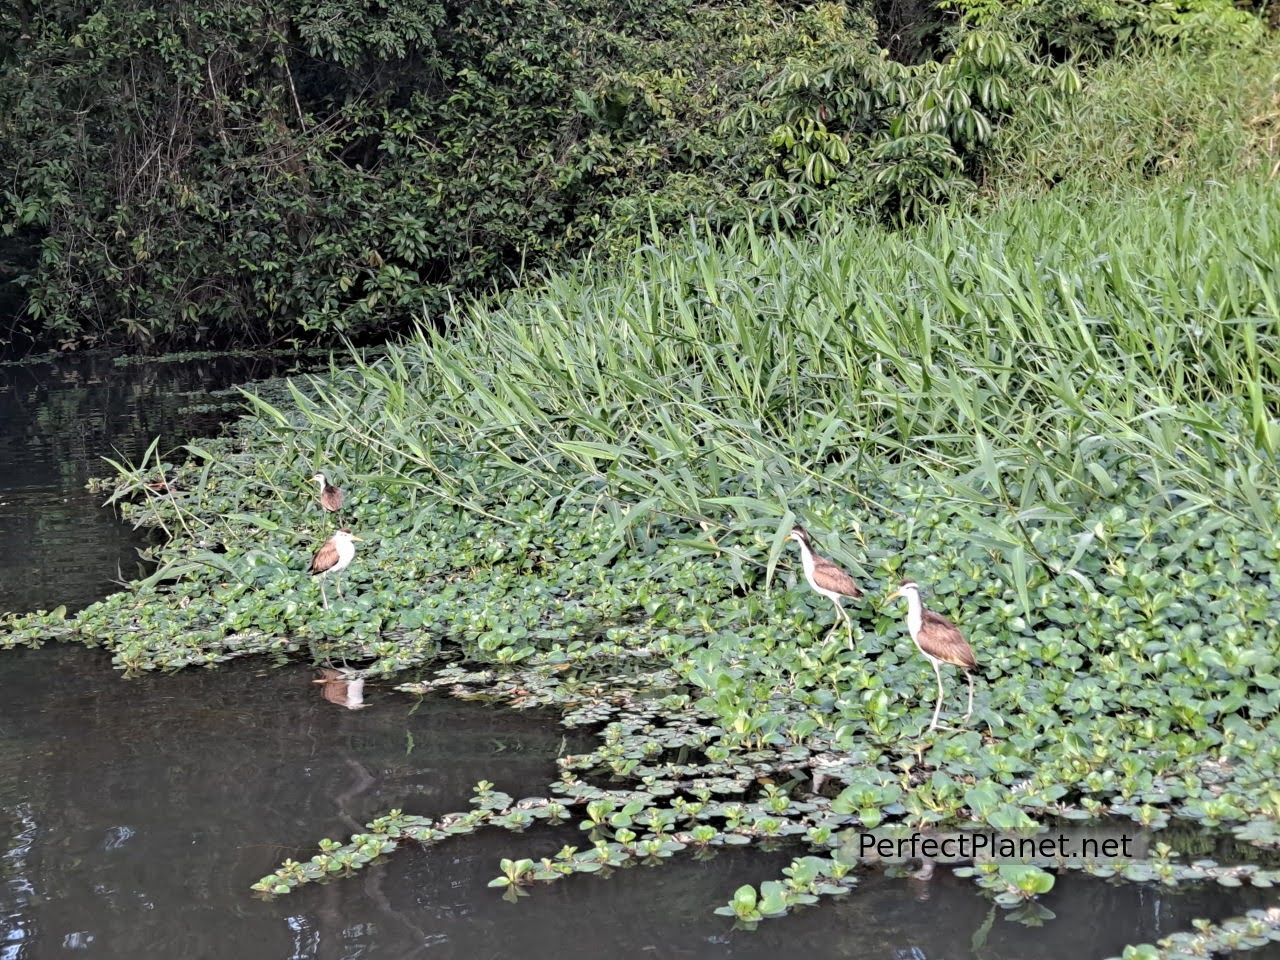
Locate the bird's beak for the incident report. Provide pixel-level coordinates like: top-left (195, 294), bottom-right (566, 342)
top-left (351, 536), bottom-right (364, 542)
top-left (884, 588), bottom-right (903, 602)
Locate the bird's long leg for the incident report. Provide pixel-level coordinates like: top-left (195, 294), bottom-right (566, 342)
top-left (964, 671), bottom-right (974, 721)
top-left (336, 573), bottom-right (345, 600)
top-left (320, 579), bottom-right (330, 611)
top-left (827, 598), bottom-right (844, 639)
top-left (929, 659), bottom-right (945, 731)
top-left (834, 601), bottom-right (854, 648)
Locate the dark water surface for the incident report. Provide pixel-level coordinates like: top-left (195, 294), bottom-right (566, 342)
top-left (2, 645), bottom-right (1277, 960)
top-left (1, 354), bottom-right (1277, 960)
top-left (0, 352), bottom-right (291, 615)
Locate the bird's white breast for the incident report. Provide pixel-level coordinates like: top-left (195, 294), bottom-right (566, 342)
top-left (331, 537), bottom-right (356, 573)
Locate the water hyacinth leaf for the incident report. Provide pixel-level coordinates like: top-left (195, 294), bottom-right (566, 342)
top-left (757, 881), bottom-right (790, 917)
top-left (998, 864), bottom-right (1056, 896)
top-left (986, 804), bottom-right (1039, 833)
top-left (964, 781), bottom-right (1004, 817)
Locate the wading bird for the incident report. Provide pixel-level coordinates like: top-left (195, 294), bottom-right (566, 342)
top-left (786, 525), bottom-right (864, 645)
top-left (311, 472), bottom-right (345, 516)
top-left (309, 528), bottom-right (361, 610)
top-left (885, 579), bottom-right (977, 731)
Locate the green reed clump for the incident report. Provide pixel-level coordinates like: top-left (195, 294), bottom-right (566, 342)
top-left (986, 38), bottom-right (1280, 194)
top-left (283, 176), bottom-right (1280, 576)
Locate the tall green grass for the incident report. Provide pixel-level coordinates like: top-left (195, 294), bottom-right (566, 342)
top-left (986, 38), bottom-right (1280, 193)
top-left (267, 177), bottom-right (1279, 587)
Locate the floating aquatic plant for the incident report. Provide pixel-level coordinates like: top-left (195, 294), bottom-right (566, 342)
top-left (1110, 908), bottom-right (1280, 959)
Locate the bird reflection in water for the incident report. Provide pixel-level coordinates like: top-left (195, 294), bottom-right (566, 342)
top-left (314, 668), bottom-right (368, 710)
top-left (907, 858), bottom-right (935, 901)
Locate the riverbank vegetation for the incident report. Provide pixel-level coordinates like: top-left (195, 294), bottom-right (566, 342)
top-left (3, 0), bottom-right (1280, 956)
top-left (6, 176), bottom-right (1280, 952)
top-left (1, 0), bottom-right (1270, 349)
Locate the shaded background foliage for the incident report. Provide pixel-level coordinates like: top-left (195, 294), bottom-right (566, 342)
top-left (0, 0), bottom-right (1269, 349)
top-left (0, 0), bottom-right (844, 348)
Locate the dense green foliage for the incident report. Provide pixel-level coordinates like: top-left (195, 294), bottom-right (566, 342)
top-left (0, 0), bottom-right (836, 346)
top-left (3, 0), bottom-right (1280, 953)
top-left (985, 40), bottom-right (1280, 193)
top-left (6, 180), bottom-right (1280, 949)
top-left (4, 0), bottom-right (1265, 347)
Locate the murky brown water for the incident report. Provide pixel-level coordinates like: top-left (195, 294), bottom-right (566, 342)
top-left (0, 354), bottom-right (1277, 959)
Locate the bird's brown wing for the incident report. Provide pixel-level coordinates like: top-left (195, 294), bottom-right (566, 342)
top-left (919, 609), bottom-right (977, 669)
top-left (322, 486), bottom-right (344, 512)
top-left (811, 557), bottom-right (863, 599)
top-left (310, 539), bottom-right (339, 575)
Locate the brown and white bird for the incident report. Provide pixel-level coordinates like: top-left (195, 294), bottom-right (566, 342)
top-left (309, 528), bottom-right (361, 610)
top-left (311, 472), bottom-right (345, 516)
top-left (786, 525), bottom-right (864, 645)
top-left (885, 579), bottom-right (978, 731)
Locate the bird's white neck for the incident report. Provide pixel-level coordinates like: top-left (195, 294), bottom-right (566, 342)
top-left (903, 589), bottom-right (923, 638)
top-left (794, 538), bottom-right (817, 581)
top-left (345, 678), bottom-right (366, 708)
